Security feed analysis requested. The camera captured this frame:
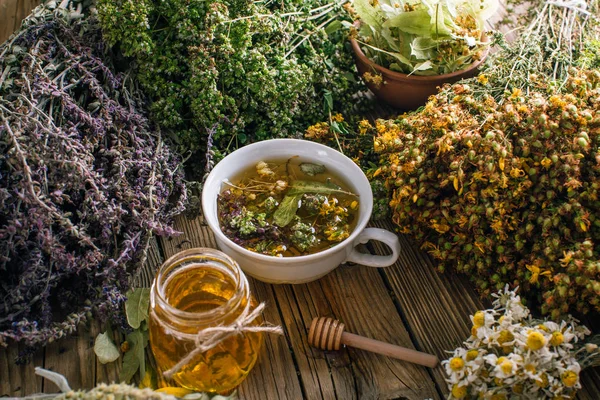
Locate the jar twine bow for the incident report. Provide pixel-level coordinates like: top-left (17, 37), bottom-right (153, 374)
top-left (162, 302), bottom-right (283, 379)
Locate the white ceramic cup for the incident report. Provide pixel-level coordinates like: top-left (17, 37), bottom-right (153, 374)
top-left (202, 139), bottom-right (401, 284)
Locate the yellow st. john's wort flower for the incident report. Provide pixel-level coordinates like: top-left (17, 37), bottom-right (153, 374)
top-left (331, 113), bottom-right (344, 123)
top-left (560, 251), bottom-right (573, 267)
top-left (526, 263), bottom-right (551, 284)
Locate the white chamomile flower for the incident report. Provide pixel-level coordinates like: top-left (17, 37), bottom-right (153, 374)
top-left (558, 362), bottom-right (581, 389)
top-left (470, 309), bottom-right (496, 329)
top-left (492, 355), bottom-right (518, 379)
top-left (521, 359), bottom-right (541, 381)
top-left (444, 287), bottom-right (595, 399)
top-left (443, 349), bottom-right (468, 381)
top-left (492, 285), bottom-right (530, 322)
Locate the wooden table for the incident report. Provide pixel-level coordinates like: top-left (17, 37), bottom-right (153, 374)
top-left (2, 214), bottom-right (600, 399)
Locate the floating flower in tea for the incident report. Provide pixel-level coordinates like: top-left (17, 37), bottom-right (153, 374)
top-left (218, 159), bottom-right (359, 257)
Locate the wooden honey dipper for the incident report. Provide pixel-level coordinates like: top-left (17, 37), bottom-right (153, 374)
top-left (308, 317), bottom-right (439, 368)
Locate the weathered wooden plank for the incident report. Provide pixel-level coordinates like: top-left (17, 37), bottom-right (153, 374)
top-left (0, 345), bottom-right (43, 396)
top-left (0, 0), bottom-right (20, 44)
top-left (317, 264), bottom-right (439, 399)
top-left (158, 215), bottom-right (304, 400)
top-left (42, 324), bottom-right (97, 393)
top-left (271, 282), bottom-right (356, 400)
top-left (370, 219), bottom-right (486, 397)
top-left (15, 0), bottom-right (38, 30)
top-left (0, 0), bottom-right (40, 44)
top-left (579, 368), bottom-right (600, 400)
top-left (159, 214), bottom-right (218, 256)
top-left (239, 281), bottom-right (304, 400)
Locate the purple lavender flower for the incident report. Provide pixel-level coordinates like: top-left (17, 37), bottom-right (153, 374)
top-left (0, 7), bottom-right (187, 353)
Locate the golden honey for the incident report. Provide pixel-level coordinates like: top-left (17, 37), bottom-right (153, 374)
top-left (149, 248), bottom-right (263, 393)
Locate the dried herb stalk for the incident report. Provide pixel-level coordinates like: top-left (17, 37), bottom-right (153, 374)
top-left (0, 1), bottom-right (186, 352)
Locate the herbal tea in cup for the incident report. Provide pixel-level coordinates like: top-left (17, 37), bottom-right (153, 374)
top-left (202, 139), bottom-right (402, 284)
top-left (218, 157), bottom-right (359, 257)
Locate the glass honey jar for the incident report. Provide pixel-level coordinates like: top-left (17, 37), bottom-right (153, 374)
top-left (149, 248), bottom-right (263, 393)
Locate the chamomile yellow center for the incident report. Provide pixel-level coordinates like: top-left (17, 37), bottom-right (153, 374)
top-left (550, 331), bottom-right (564, 346)
top-left (497, 330), bottom-right (514, 345)
top-left (451, 384), bottom-right (467, 399)
top-left (524, 364), bottom-right (536, 374)
top-left (500, 360), bottom-right (513, 375)
top-left (466, 349), bottom-right (479, 361)
top-left (527, 331), bottom-right (546, 350)
top-left (449, 357), bottom-right (465, 371)
top-left (561, 370), bottom-right (578, 387)
top-left (473, 311), bottom-right (485, 327)
top-left (536, 373), bottom-right (549, 388)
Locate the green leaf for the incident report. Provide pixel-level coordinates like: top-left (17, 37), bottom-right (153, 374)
top-left (353, 0), bottom-right (384, 29)
top-left (412, 60), bottom-right (434, 74)
top-left (358, 40), bottom-right (413, 68)
top-left (94, 332), bottom-right (120, 364)
top-left (323, 90), bottom-right (333, 113)
top-left (342, 72), bottom-right (357, 83)
top-left (410, 37), bottom-right (436, 60)
top-left (324, 20), bottom-right (342, 35)
top-left (120, 348), bottom-right (139, 384)
top-left (330, 121), bottom-right (349, 135)
top-left (382, 10), bottom-right (431, 37)
top-left (389, 63), bottom-right (404, 72)
top-left (432, 4), bottom-right (456, 37)
top-left (300, 163), bottom-right (326, 176)
top-left (273, 194), bottom-right (303, 227)
top-left (380, 27), bottom-right (399, 52)
top-left (287, 180), bottom-right (357, 197)
top-left (125, 288), bottom-right (150, 329)
top-left (119, 329), bottom-right (149, 383)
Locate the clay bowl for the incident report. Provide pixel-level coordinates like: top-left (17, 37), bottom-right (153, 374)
top-left (350, 38), bottom-right (489, 110)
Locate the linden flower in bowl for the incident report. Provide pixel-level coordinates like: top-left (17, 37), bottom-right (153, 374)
top-left (347, 0), bottom-right (498, 108)
top-left (350, 0), bottom-right (498, 75)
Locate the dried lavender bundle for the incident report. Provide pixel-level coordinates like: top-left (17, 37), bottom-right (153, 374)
top-left (0, 1), bottom-right (186, 352)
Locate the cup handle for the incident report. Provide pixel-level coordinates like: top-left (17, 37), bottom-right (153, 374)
top-left (345, 228), bottom-right (401, 268)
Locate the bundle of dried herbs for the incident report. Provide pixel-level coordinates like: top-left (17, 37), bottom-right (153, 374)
top-left (0, 1), bottom-right (186, 352)
top-left (96, 0), bottom-right (368, 177)
top-left (445, 0), bottom-right (600, 102)
top-left (375, 69), bottom-right (600, 318)
top-left (369, 0), bottom-right (600, 319)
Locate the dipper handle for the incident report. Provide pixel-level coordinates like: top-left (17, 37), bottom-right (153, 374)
top-left (308, 317), bottom-right (438, 368)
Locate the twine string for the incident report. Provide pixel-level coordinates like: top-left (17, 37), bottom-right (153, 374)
top-left (162, 302), bottom-right (283, 379)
